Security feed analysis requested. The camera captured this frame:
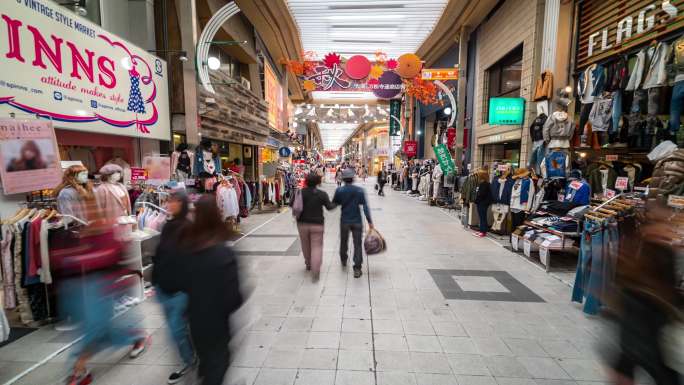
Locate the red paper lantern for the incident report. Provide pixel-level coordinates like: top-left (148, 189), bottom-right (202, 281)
top-left (345, 55), bottom-right (371, 79)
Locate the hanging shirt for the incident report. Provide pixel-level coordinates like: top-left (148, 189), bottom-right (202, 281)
top-left (565, 179), bottom-right (591, 205)
top-left (217, 185), bottom-right (239, 220)
top-left (510, 177), bottom-right (535, 213)
top-left (541, 151), bottom-right (569, 179)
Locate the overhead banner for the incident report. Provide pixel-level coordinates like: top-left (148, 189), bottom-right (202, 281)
top-left (0, 119), bottom-right (61, 194)
top-left (403, 140), bottom-right (418, 158)
top-left (433, 143), bottom-right (456, 175)
top-left (306, 62), bottom-right (403, 99)
top-left (389, 99), bottom-right (401, 136)
top-left (0, 1), bottom-right (170, 140)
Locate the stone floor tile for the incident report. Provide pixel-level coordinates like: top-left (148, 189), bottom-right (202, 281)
top-left (298, 348), bottom-right (338, 370)
top-left (455, 375), bottom-right (499, 385)
top-left (373, 318), bottom-right (404, 334)
top-left (311, 317), bottom-right (342, 332)
top-left (439, 336), bottom-right (478, 354)
top-left (263, 348), bottom-right (305, 369)
top-left (410, 352), bottom-right (452, 374)
top-left (374, 333), bottom-right (408, 351)
top-left (226, 367), bottom-right (260, 385)
top-left (556, 359), bottom-right (609, 382)
top-left (254, 368), bottom-right (298, 385)
top-left (377, 371), bottom-right (418, 385)
top-left (375, 350), bottom-right (411, 371)
top-left (484, 356), bottom-right (533, 378)
top-left (473, 337), bottom-right (515, 356)
top-left (517, 357), bottom-right (572, 379)
top-left (282, 317), bottom-right (314, 332)
top-left (402, 319), bottom-right (436, 335)
top-left (503, 338), bottom-right (549, 357)
top-left (334, 370), bottom-right (374, 385)
top-left (447, 353), bottom-right (491, 376)
top-left (339, 332), bottom-right (372, 350)
top-left (406, 334), bottom-right (443, 352)
top-left (294, 369), bottom-right (336, 385)
top-left (432, 321), bottom-right (468, 337)
top-left (306, 332), bottom-right (340, 349)
top-left (341, 318), bottom-right (372, 333)
top-left (337, 349), bottom-right (373, 371)
top-left (538, 339), bottom-right (583, 359)
top-left (415, 373), bottom-right (459, 385)
top-left (493, 377), bottom-right (538, 385)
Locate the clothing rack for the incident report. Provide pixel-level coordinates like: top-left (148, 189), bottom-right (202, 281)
top-left (135, 201), bottom-right (168, 215)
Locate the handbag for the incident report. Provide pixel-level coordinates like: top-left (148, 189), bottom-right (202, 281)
top-left (364, 228), bottom-right (386, 255)
top-left (50, 230), bottom-right (124, 277)
top-left (374, 184), bottom-right (379, 191)
top-left (291, 189), bottom-right (303, 219)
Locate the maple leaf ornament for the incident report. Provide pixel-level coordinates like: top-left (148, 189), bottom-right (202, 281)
top-left (323, 52), bottom-right (341, 69)
top-left (386, 59), bottom-right (398, 70)
top-left (369, 65), bottom-right (384, 79)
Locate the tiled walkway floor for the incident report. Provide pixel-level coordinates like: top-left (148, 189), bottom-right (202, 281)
top-left (3, 179), bottom-right (621, 385)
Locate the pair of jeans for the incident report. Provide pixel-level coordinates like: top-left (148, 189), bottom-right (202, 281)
top-left (601, 220), bottom-right (619, 301)
top-left (647, 87), bottom-right (661, 115)
top-left (476, 203), bottom-right (490, 234)
top-left (156, 288), bottom-right (194, 366)
top-left (60, 273), bottom-right (145, 363)
top-left (611, 90), bottom-right (622, 136)
top-left (340, 222), bottom-right (363, 269)
top-left (579, 102), bottom-right (593, 137)
top-left (528, 140), bottom-right (546, 175)
top-left (378, 183), bottom-right (385, 196)
top-left (571, 221), bottom-right (603, 315)
top-left (669, 80), bottom-right (684, 133)
top-left (297, 223), bottom-right (325, 273)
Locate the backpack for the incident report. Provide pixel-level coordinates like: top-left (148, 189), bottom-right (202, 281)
top-left (291, 189), bottom-right (303, 219)
top-left (364, 228), bottom-right (386, 255)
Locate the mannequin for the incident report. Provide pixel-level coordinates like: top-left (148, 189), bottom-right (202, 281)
top-left (432, 162), bottom-right (443, 200)
top-left (490, 165), bottom-right (514, 233)
top-left (95, 164), bottom-right (132, 219)
top-left (510, 168), bottom-right (536, 228)
top-left (170, 143), bottom-right (195, 182)
top-left (55, 165), bottom-right (94, 222)
top-left (105, 150), bottom-right (132, 184)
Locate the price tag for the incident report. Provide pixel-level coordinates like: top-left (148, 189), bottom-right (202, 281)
top-left (668, 194), bottom-right (684, 209)
top-left (558, 193), bottom-right (565, 201)
top-left (606, 154), bottom-right (618, 161)
top-left (615, 177), bottom-right (629, 191)
top-left (131, 167), bottom-right (148, 181)
top-left (523, 240), bottom-right (532, 257)
top-left (604, 188), bottom-right (616, 199)
top-left (511, 234), bottom-right (519, 251)
top-left (569, 180), bottom-right (583, 190)
top-left (539, 247), bottom-right (549, 266)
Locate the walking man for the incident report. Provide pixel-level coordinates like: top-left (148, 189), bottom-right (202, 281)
top-left (333, 168), bottom-right (373, 278)
top-left (377, 166), bottom-right (387, 196)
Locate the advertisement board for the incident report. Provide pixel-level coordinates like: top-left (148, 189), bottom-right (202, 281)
top-left (0, 1), bottom-right (170, 140)
top-left (0, 119), bottom-right (62, 194)
top-left (403, 140), bottom-right (418, 158)
top-left (488, 98), bottom-right (525, 125)
top-left (264, 62), bottom-right (284, 132)
top-left (421, 68), bottom-right (459, 81)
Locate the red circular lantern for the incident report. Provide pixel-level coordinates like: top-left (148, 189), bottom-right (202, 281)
top-left (345, 55), bottom-right (372, 79)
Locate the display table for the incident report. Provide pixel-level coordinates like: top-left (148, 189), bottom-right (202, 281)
top-left (521, 220), bottom-right (579, 271)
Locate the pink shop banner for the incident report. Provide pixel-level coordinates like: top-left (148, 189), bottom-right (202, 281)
top-left (0, 119), bottom-right (62, 194)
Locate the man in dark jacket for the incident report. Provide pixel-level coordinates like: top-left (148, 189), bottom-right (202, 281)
top-left (377, 167), bottom-right (388, 196)
top-left (333, 168), bottom-right (373, 278)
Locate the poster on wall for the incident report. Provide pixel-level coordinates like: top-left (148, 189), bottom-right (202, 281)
top-left (0, 1), bottom-right (170, 140)
top-left (0, 119), bottom-right (62, 194)
top-left (142, 156), bottom-right (170, 185)
top-left (264, 62), bottom-right (284, 132)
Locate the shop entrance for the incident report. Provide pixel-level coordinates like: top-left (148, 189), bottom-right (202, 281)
top-left (478, 141), bottom-right (521, 169)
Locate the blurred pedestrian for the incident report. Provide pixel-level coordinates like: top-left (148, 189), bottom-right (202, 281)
top-left (607, 202), bottom-right (682, 385)
top-left (293, 173), bottom-right (337, 281)
top-left (177, 195), bottom-right (244, 385)
top-left (333, 168), bottom-right (373, 278)
top-left (152, 190), bottom-right (195, 384)
top-left (335, 167), bottom-right (342, 187)
top-left (377, 166), bottom-right (387, 196)
top-left (473, 168), bottom-right (492, 237)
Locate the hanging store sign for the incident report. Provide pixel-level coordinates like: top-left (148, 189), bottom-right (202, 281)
top-left (403, 140), bottom-right (418, 158)
top-left (488, 98), bottom-right (525, 125)
top-left (577, 0), bottom-right (682, 69)
top-left (433, 144), bottom-right (456, 175)
top-left (389, 99), bottom-right (401, 136)
top-left (0, 0), bottom-right (170, 140)
top-left (264, 62), bottom-right (284, 132)
top-left (421, 68), bottom-right (459, 81)
top-left (0, 119), bottom-right (61, 194)
top-left (278, 146), bottom-right (292, 158)
top-left (305, 62), bottom-right (404, 99)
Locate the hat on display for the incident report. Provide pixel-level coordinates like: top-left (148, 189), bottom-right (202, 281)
top-left (512, 168), bottom-right (530, 179)
top-left (568, 169), bottom-right (582, 180)
top-left (99, 164), bottom-right (123, 175)
top-left (342, 168), bottom-right (356, 179)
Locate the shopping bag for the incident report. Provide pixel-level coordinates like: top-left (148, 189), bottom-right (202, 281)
top-left (291, 189), bottom-right (303, 219)
top-left (374, 184), bottom-right (379, 191)
top-left (364, 228), bottom-right (386, 255)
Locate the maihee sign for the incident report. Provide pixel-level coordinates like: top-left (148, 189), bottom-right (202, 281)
top-left (0, 0), bottom-right (170, 140)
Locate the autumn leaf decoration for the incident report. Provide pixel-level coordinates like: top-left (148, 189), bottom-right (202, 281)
top-left (369, 65), bottom-right (384, 79)
top-left (405, 77), bottom-right (438, 105)
top-left (386, 59), bottom-right (398, 70)
top-left (323, 52), bottom-right (342, 69)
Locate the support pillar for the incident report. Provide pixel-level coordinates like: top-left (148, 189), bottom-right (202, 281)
top-left (456, 26), bottom-right (471, 171)
top-left (175, 0), bottom-right (200, 146)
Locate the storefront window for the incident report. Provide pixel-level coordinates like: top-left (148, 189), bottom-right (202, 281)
top-left (55, 0), bottom-right (101, 25)
top-left (485, 45), bottom-right (523, 118)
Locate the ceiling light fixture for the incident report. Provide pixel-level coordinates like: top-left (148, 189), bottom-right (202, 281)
top-left (207, 56), bottom-right (221, 70)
